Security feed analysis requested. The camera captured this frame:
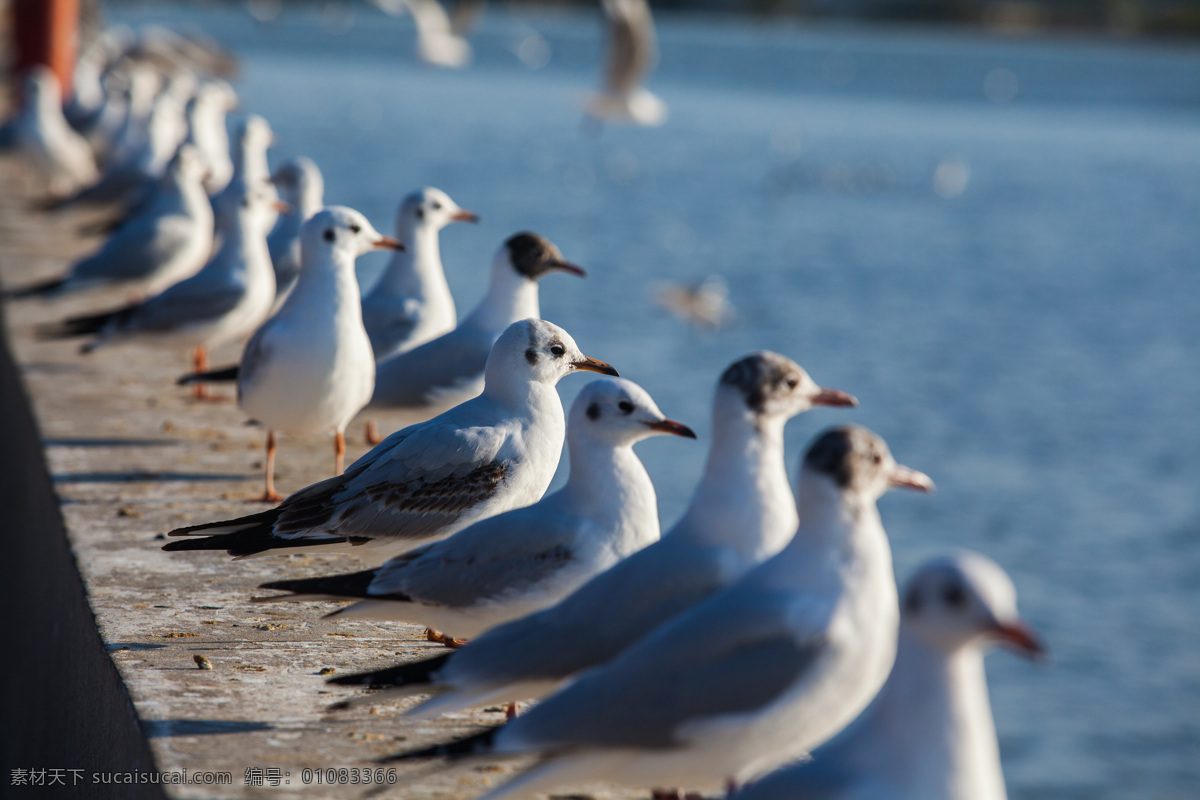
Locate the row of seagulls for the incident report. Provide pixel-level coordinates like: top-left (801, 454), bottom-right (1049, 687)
top-left (384, 426), bottom-right (932, 800)
top-left (265, 157), bottom-right (326, 303)
top-left (9, 68), bottom-right (100, 199)
top-left (257, 376), bottom-right (695, 639)
top-left (329, 352), bottom-right (857, 714)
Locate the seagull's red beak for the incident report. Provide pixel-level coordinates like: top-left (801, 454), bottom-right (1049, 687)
top-left (811, 387), bottom-right (858, 408)
top-left (643, 419), bottom-right (697, 439)
top-left (373, 236), bottom-right (406, 251)
top-left (549, 260), bottom-right (587, 277)
top-left (888, 464), bottom-right (935, 493)
top-left (992, 620), bottom-right (1045, 659)
top-left (451, 209), bottom-right (480, 223)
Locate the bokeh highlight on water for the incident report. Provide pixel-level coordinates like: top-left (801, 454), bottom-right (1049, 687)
top-left (107, 4), bottom-right (1200, 798)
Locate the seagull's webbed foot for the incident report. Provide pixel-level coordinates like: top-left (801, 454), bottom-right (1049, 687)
top-left (424, 628), bottom-right (469, 648)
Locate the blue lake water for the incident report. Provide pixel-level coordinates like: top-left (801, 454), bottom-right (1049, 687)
top-left (108, 4), bottom-right (1200, 798)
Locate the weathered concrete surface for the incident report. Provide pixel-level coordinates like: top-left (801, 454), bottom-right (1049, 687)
top-left (0, 162), bottom-right (578, 800)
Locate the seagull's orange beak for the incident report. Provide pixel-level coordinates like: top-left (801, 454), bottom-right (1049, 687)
top-left (811, 387), bottom-right (858, 408)
top-left (572, 356), bottom-right (618, 376)
top-left (888, 464), bottom-right (935, 493)
top-left (451, 209), bottom-right (480, 223)
top-left (643, 419), bottom-right (697, 439)
top-left (373, 236), bottom-right (406, 251)
top-left (992, 620), bottom-right (1045, 659)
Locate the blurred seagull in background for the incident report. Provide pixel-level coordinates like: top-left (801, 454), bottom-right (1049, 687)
top-left (586, 0), bottom-right (667, 127)
top-left (361, 187), bottom-right (478, 361)
top-left (368, 232), bottom-right (587, 432)
top-left (8, 144), bottom-right (213, 300)
top-left (9, 67), bottom-right (100, 199)
top-left (655, 274), bottom-right (736, 330)
top-left (369, 0), bottom-right (478, 68)
top-left (163, 319), bottom-right (617, 558)
top-left (216, 115), bottom-right (277, 230)
top-left (266, 157), bottom-right (326, 303)
top-left (184, 79), bottom-right (238, 195)
top-left (330, 352), bottom-right (856, 717)
top-left (39, 178), bottom-right (278, 393)
top-left (732, 551), bottom-right (1043, 800)
top-left (257, 377), bottom-right (694, 640)
top-left (384, 426), bottom-right (932, 800)
top-left (232, 207), bottom-right (399, 501)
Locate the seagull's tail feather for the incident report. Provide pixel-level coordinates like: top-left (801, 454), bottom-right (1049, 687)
top-left (5, 275), bottom-right (68, 300)
top-left (259, 569), bottom-right (384, 600)
top-left (329, 652), bottom-right (453, 689)
top-left (36, 305), bottom-right (129, 340)
top-left (177, 365), bottom-right (240, 385)
top-left (163, 507), bottom-right (369, 558)
top-left (380, 725), bottom-right (500, 763)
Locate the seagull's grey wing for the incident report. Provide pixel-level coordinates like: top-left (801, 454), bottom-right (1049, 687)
top-left (603, 0), bottom-right (657, 96)
top-left (367, 510), bottom-right (579, 607)
top-left (236, 321), bottom-right (275, 400)
top-left (270, 419), bottom-right (512, 542)
top-left (71, 216), bottom-right (191, 284)
top-left (446, 540), bottom-right (734, 686)
top-left (116, 277), bottom-right (244, 334)
top-left (370, 328), bottom-right (493, 409)
top-left (508, 592), bottom-right (830, 751)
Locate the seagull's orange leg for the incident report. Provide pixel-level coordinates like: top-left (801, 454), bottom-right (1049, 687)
top-left (256, 430), bottom-right (282, 503)
top-left (334, 431), bottom-right (346, 475)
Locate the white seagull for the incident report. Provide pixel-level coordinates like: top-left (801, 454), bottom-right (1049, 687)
top-left (361, 187), bottom-right (478, 362)
top-left (331, 352), bottom-right (856, 716)
top-left (40, 177), bottom-right (278, 388)
top-left (732, 551), bottom-right (1043, 800)
top-left (368, 232), bottom-right (586, 429)
top-left (386, 426), bottom-right (933, 800)
top-left (236, 207), bottom-right (402, 502)
top-left (266, 157), bottom-right (326, 303)
top-left (257, 377), bottom-right (695, 640)
top-left (215, 114), bottom-right (277, 230)
top-left (163, 318), bottom-right (618, 558)
top-left (12, 67), bottom-right (99, 198)
top-left (586, 0), bottom-right (667, 127)
top-left (371, 0), bottom-right (475, 68)
top-left (184, 79), bottom-right (238, 195)
top-left (10, 144), bottom-right (213, 300)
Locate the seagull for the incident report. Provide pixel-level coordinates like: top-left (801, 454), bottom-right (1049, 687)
top-left (266, 157), bottom-right (325, 303)
top-left (586, 0), bottom-right (667, 127)
top-left (371, 0), bottom-right (474, 68)
top-left (162, 318), bottom-right (618, 558)
top-left (385, 426), bottom-right (933, 800)
top-left (215, 114), bottom-right (277, 230)
top-left (361, 187), bottom-right (478, 362)
top-left (7, 144), bottom-right (213, 299)
top-left (11, 67), bottom-right (99, 198)
top-left (330, 351), bottom-right (856, 717)
top-left (235, 207), bottom-right (401, 502)
top-left (184, 79), bottom-right (238, 195)
top-left (655, 275), bottom-right (736, 330)
top-left (731, 551), bottom-right (1043, 800)
top-left (257, 376), bottom-right (694, 640)
top-left (38, 177), bottom-right (278, 391)
top-left (368, 233), bottom-right (586, 430)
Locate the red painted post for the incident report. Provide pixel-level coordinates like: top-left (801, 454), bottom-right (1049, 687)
top-left (12, 0), bottom-right (79, 96)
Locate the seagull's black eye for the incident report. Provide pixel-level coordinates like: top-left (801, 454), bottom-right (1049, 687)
top-left (431, 202), bottom-right (442, 211)
top-left (586, 403), bottom-right (601, 420)
top-left (415, 208), bottom-right (425, 220)
top-left (323, 229), bottom-right (335, 242)
top-left (872, 453), bottom-right (883, 465)
top-left (786, 376), bottom-right (799, 389)
top-left (618, 401), bottom-right (634, 415)
top-left (942, 583), bottom-right (967, 609)
top-left (349, 224), bottom-right (361, 234)
top-left (550, 344), bottom-right (566, 358)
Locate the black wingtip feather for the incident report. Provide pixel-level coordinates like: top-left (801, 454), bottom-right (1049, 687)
top-left (380, 727), bottom-right (499, 763)
top-left (328, 652), bottom-right (453, 688)
top-left (177, 365), bottom-right (240, 385)
top-left (259, 568), bottom-right (381, 599)
top-left (5, 276), bottom-right (66, 299)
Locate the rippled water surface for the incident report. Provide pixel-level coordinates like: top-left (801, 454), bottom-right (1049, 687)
top-left (110, 4), bottom-right (1200, 797)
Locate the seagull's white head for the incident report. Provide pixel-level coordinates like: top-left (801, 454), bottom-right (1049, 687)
top-left (217, 177), bottom-right (286, 233)
top-left (302, 206), bottom-right (404, 263)
top-left (486, 319), bottom-right (618, 392)
top-left (169, 144), bottom-right (209, 185)
top-left (494, 232), bottom-right (587, 284)
top-left (240, 113), bottom-right (274, 150)
top-left (570, 377), bottom-right (696, 447)
top-left (902, 552), bottom-right (1044, 658)
top-left (715, 351), bottom-right (858, 428)
top-left (801, 425), bottom-right (934, 503)
top-left (397, 187), bottom-right (478, 236)
top-left (271, 157), bottom-right (324, 215)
